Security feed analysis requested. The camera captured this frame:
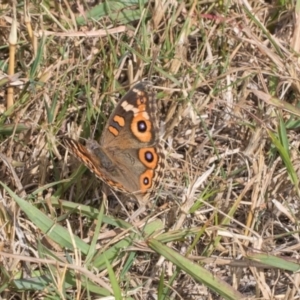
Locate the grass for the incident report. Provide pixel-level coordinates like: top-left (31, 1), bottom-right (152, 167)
top-left (1, 0), bottom-right (300, 299)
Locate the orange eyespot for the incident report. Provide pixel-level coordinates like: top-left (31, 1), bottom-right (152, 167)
top-left (139, 170), bottom-right (153, 191)
top-left (139, 148), bottom-right (158, 169)
top-left (131, 114), bottom-right (152, 142)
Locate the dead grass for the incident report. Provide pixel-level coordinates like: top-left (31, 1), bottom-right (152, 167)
top-left (1, 0), bottom-right (300, 299)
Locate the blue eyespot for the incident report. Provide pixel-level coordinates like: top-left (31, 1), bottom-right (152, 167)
top-left (138, 120), bottom-right (147, 132)
top-left (145, 151), bottom-right (153, 162)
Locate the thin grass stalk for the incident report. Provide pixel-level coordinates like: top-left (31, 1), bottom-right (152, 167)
top-left (7, 5), bottom-right (17, 109)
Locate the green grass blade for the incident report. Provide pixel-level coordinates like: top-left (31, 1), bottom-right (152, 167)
top-left (0, 182), bottom-right (90, 254)
top-left (247, 252), bottom-right (300, 272)
top-left (105, 256), bottom-right (122, 300)
top-left (148, 239), bottom-right (244, 300)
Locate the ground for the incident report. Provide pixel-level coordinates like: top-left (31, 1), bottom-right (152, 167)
top-left (0, 1), bottom-right (300, 299)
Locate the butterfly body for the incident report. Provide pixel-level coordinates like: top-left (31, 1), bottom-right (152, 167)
top-left (63, 82), bottom-right (164, 205)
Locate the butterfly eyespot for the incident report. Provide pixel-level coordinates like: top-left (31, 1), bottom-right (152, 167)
top-left (140, 170), bottom-right (153, 190)
top-left (137, 120), bottom-right (147, 132)
top-left (138, 96), bottom-right (147, 104)
top-left (145, 151), bottom-right (153, 162)
top-left (139, 148), bottom-right (158, 168)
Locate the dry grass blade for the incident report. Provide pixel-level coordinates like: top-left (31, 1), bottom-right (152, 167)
top-left (6, 3), bottom-right (17, 109)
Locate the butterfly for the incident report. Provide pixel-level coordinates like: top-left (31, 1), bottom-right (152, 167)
top-left (63, 81), bottom-right (165, 207)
